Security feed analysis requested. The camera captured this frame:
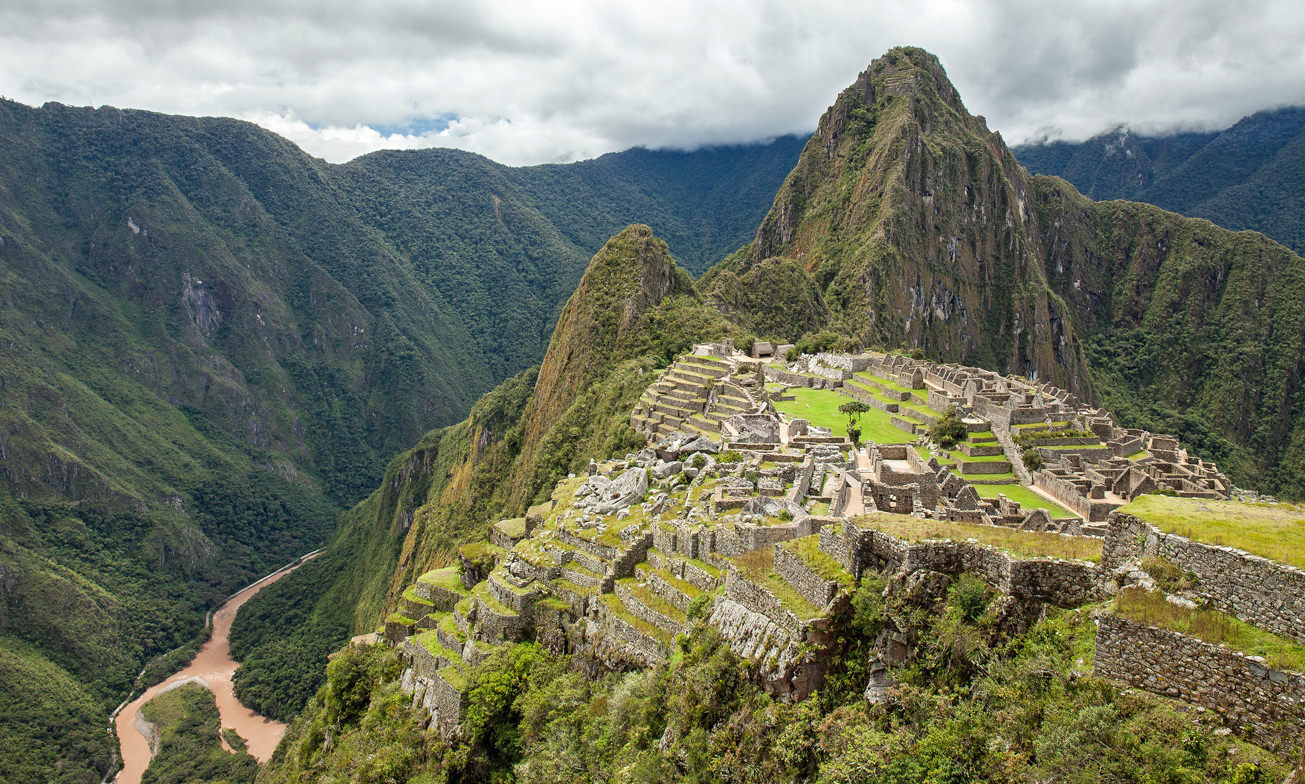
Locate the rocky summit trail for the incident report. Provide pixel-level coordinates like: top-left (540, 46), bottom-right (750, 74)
top-left (113, 553), bottom-right (321, 784)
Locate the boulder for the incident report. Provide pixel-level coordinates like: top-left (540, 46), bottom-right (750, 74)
top-left (652, 460), bottom-right (684, 480)
top-left (586, 468), bottom-right (649, 515)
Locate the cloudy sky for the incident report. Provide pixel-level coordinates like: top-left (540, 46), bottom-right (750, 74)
top-left (3, 0), bottom-right (1303, 165)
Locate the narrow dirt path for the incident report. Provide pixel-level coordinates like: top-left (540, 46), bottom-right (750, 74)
top-left (112, 552), bottom-right (320, 784)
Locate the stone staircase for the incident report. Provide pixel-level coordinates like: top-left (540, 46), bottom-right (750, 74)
top-left (631, 355), bottom-right (755, 440)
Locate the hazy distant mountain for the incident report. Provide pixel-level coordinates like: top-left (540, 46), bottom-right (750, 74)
top-left (1015, 107), bottom-right (1305, 254)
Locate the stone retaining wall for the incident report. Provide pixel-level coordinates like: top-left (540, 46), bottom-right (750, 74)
top-left (816, 353), bottom-right (873, 372)
top-left (824, 521), bottom-right (1101, 607)
top-left (590, 605), bottom-right (668, 666)
top-left (775, 544), bottom-right (838, 607)
top-left (1103, 513), bottom-right (1305, 644)
top-left (1095, 614), bottom-right (1304, 759)
top-left (401, 669), bottom-right (466, 739)
top-left (615, 580), bottom-right (683, 634)
top-left (724, 568), bottom-right (803, 637)
top-left (763, 367), bottom-right (815, 388)
top-left (413, 582), bottom-right (464, 612)
top-left (1032, 470), bottom-right (1112, 522)
top-left (957, 459), bottom-right (1012, 475)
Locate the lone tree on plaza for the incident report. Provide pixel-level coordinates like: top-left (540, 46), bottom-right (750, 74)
top-left (838, 400), bottom-right (871, 445)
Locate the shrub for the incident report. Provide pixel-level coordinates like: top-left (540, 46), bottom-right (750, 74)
top-left (928, 406), bottom-right (968, 450)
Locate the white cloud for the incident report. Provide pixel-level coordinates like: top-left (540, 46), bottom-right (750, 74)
top-left (1, 0), bottom-right (1303, 164)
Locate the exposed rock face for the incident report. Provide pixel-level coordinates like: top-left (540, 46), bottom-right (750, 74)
top-left (575, 468), bottom-right (648, 516)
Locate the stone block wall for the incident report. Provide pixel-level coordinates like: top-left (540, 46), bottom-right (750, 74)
top-left (724, 568), bottom-right (803, 637)
top-left (589, 606), bottom-right (668, 667)
top-left (763, 367), bottom-right (814, 388)
top-left (1095, 614), bottom-right (1304, 759)
top-left (957, 459), bottom-right (1013, 475)
top-left (1104, 513), bottom-right (1305, 644)
top-left (775, 543), bottom-right (838, 607)
top-left (823, 522), bottom-right (1102, 608)
top-left (413, 582), bottom-right (463, 612)
top-left (816, 353), bottom-right (873, 372)
top-left (1033, 470), bottom-right (1097, 521)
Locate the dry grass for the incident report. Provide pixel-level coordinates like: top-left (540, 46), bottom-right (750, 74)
top-left (851, 512), bottom-right (1103, 562)
top-left (1113, 587), bottom-right (1305, 673)
top-left (1120, 495), bottom-right (1305, 569)
top-left (729, 547), bottom-right (824, 619)
top-left (784, 535), bottom-right (854, 587)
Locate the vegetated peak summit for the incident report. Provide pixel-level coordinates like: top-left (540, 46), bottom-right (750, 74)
top-left (742, 44), bottom-right (1088, 392)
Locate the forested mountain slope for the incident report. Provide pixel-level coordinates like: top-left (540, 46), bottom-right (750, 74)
top-left (0, 98), bottom-right (797, 784)
top-left (1015, 106), bottom-right (1305, 255)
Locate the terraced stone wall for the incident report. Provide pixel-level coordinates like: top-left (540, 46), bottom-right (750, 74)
top-left (824, 521), bottom-right (1101, 607)
top-left (1096, 614), bottom-right (1305, 759)
top-left (1034, 470), bottom-right (1114, 522)
top-left (775, 544), bottom-right (838, 607)
top-left (1104, 513), bottom-right (1305, 644)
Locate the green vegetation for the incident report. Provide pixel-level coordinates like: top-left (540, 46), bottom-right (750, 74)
top-left (771, 387), bottom-right (909, 443)
top-left (974, 484), bottom-right (1075, 519)
top-left (0, 98), bottom-right (801, 777)
top-left (783, 535), bottom-right (854, 587)
top-left (928, 405), bottom-right (969, 449)
top-left (232, 227), bottom-right (757, 720)
top-left (730, 548), bottom-right (824, 620)
top-left (139, 683), bottom-right (257, 784)
top-left (1014, 107), bottom-right (1305, 255)
top-left (229, 554), bottom-right (352, 721)
top-left (838, 400), bottom-right (871, 445)
top-left (1119, 495), bottom-right (1305, 569)
top-left (852, 512), bottom-right (1103, 562)
top-left (1113, 588), bottom-right (1305, 673)
top-left (266, 582), bottom-right (1285, 784)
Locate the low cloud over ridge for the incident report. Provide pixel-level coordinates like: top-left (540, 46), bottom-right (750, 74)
top-left (2, 0), bottom-right (1303, 165)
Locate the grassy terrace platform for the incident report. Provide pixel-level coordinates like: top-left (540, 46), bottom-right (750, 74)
top-left (598, 594), bottom-right (673, 645)
top-left (771, 386), bottom-right (911, 443)
top-left (1119, 496), bottom-right (1305, 570)
top-left (418, 566), bottom-right (468, 594)
top-left (1113, 587), bottom-right (1305, 673)
top-left (975, 485), bottom-right (1074, 519)
top-left (783, 535), bottom-right (853, 587)
top-left (730, 547), bottom-right (823, 620)
top-left (851, 513), bottom-right (1103, 562)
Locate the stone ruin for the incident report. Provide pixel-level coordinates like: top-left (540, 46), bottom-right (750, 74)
top-left (383, 343), bottom-right (1299, 762)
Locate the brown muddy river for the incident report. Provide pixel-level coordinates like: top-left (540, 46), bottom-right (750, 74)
top-left (113, 553), bottom-right (319, 784)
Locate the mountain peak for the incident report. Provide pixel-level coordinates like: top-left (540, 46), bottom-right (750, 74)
top-left (744, 45), bottom-right (1085, 390)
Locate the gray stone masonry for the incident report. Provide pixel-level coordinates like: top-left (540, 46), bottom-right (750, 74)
top-left (588, 603), bottom-right (668, 667)
top-left (615, 579), bottom-right (684, 635)
top-left (775, 542), bottom-right (838, 608)
top-left (413, 581), bottom-right (463, 612)
top-left (1103, 512), bottom-right (1305, 644)
top-left (821, 519), bottom-right (1102, 608)
top-left (1096, 614), bottom-right (1304, 760)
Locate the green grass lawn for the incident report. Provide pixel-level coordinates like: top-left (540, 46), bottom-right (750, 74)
top-left (850, 513), bottom-right (1102, 562)
top-left (975, 485), bottom-right (1075, 519)
top-left (1114, 587), bottom-right (1305, 673)
top-left (853, 371), bottom-right (914, 394)
top-left (417, 566), bottom-right (468, 593)
top-left (1119, 495), bottom-right (1305, 569)
top-left (771, 387), bottom-right (911, 444)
